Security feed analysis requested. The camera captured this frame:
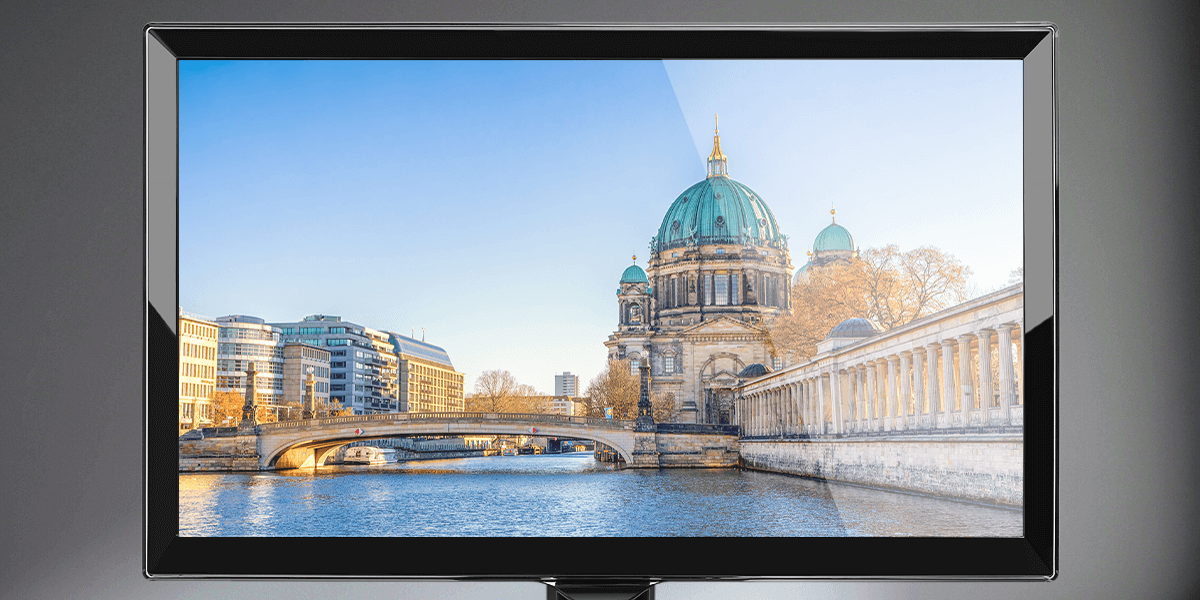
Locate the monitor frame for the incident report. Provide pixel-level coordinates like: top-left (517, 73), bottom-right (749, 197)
top-left (145, 23), bottom-right (1057, 582)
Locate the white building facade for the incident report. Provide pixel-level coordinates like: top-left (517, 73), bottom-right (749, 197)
top-left (178, 309), bottom-right (218, 432)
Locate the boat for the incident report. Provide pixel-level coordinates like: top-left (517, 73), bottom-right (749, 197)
top-left (343, 446), bottom-right (393, 465)
top-left (501, 447), bottom-right (518, 456)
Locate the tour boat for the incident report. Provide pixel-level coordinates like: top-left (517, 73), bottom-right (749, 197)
top-left (343, 446), bottom-right (393, 465)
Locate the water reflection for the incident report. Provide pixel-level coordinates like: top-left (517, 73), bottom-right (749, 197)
top-left (179, 452), bottom-right (1020, 537)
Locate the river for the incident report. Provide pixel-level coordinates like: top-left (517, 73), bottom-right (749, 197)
top-left (179, 451), bottom-right (1021, 537)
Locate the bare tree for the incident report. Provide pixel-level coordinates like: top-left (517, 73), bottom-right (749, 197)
top-left (583, 359), bottom-right (641, 420)
top-left (770, 244), bottom-right (971, 361)
top-left (208, 391), bottom-right (244, 427)
top-left (469, 369), bottom-right (520, 412)
top-left (651, 391), bottom-right (678, 423)
top-left (768, 262), bottom-right (868, 361)
top-left (898, 245), bottom-right (971, 321)
top-left (467, 370), bottom-right (543, 413)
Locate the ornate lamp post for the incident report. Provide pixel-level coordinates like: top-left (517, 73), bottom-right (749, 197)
top-left (635, 364), bottom-right (655, 432)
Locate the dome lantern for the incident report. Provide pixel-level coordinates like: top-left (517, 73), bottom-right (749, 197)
top-left (706, 114), bottom-right (729, 179)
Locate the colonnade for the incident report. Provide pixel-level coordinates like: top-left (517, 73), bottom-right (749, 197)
top-left (734, 287), bottom-right (1025, 438)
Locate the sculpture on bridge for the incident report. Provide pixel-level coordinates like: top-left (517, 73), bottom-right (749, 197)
top-left (239, 361), bottom-right (259, 430)
top-left (302, 368), bottom-right (317, 420)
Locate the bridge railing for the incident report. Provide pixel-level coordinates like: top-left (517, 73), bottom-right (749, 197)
top-left (255, 411), bottom-right (632, 433)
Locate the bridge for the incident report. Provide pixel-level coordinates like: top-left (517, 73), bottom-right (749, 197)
top-left (179, 411), bottom-right (740, 471)
top-left (259, 412), bottom-right (640, 469)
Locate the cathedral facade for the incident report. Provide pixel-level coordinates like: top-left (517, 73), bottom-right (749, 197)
top-left (605, 123), bottom-right (794, 424)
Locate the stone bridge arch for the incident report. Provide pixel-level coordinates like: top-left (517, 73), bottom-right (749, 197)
top-left (256, 413), bottom-right (638, 470)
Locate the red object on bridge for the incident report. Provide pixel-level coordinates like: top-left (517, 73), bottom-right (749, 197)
top-left (354, 428), bottom-right (364, 435)
top-left (530, 427), bottom-right (538, 434)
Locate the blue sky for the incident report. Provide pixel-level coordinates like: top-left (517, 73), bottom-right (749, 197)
top-left (179, 59), bottom-right (1022, 394)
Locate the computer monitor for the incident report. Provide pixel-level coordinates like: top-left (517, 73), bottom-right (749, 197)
top-left (146, 25), bottom-right (1057, 590)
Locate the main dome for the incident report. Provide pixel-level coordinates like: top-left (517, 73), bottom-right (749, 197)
top-left (655, 177), bottom-right (785, 252)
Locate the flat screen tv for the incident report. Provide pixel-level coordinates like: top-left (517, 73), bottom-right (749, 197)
top-left (145, 24), bottom-right (1057, 594)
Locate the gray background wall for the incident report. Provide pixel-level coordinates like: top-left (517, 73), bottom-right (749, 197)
top-left (1, 1), bottom-right (1196, 599)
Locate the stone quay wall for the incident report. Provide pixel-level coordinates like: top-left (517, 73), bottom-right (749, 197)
top-left (739, 435), bottom-right (1023, 506)
top-left (654, 424), bottom-right (740, 467)
top-left (178, 431), bottom-right (260, 472)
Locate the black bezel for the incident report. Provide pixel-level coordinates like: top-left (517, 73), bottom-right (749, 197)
top-left (146, 24), bottom-right (1057, 581)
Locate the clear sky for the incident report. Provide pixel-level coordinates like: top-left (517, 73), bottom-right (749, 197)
top-left (179, 59), bottom-right (1022, 395)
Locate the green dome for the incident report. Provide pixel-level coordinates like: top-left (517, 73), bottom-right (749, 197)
top-left (813, 223), bottom-right (854, 252)
top-left (620, 264), bottom-right (649, 284)
top-left (792, 262), bottom-right (809, 285)
top-left (655, 177), bottom-right (784, 252)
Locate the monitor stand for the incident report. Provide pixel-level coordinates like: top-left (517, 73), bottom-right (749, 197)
top-left (545, 579), bottom-right (655, 600)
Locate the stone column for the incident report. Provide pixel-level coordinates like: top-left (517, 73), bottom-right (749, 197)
top-left (792, 383), bottom-right (803, 436)
top-left (783, 387), bottom-right (790, 436)
top-left (958, 334), bottom-right (974, 426)
top-left (997, 324), bottom-right (1016, 424)
top-left (761, 391), bottom-right (768, 436)
top-left (830, 369), bottom-right (843, 435)
top-left (815, 374), bottom-right (826, 435)
top-left (805, 380), bottom-right (814, 435)
top-left (798, 381), bottom-right (807, 435)
top-left (885, 357), bottom-right (897, 432)
top-left (855, 365), bottom-right (866, 433)
top-left (772, 388), bottom-right (780, 437)
top-left (779, 387), bottom-right (787, 436)
top-left (912, 349), bottom-right (925, 427)
top-left (780, 388), bottom-right (787, 436)
top-left (977, 329), bottom-right (994, 426)
top-left (1016, 329), bottom-right (1024, 406)
top-left (788, 384), bottom-right (797, 436)
top-left (754, 392), bottom-right (761, 436)
top-left (941, 341), bottom-right (956, 427)
top-left (926, 343), bottom-right (940, 428)
top-left (899, 353), bottom-right (911, 431)
top-left (847, 367), bottom-right (858, 432)
top-left (865, 364), bottom-right (877, 432)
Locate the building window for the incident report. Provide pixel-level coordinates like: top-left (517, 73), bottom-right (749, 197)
top-left (715, 274), bottom-right (729, 305)
top-left (630, 359), bottom-right (640, 375)
top-left (773, 356), bottom-right (782, 369)
top-left (704, 274), bottom-right (713, 305)
top-left (664, 356), bottom-right (675, 373)
top-left (731, 273), bottom-right (739, 305)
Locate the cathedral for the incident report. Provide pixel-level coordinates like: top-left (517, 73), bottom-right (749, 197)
top-left (605, 121), bottom-right (800, 424)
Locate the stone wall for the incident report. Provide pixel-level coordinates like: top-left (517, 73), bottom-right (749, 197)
top-left (739, 435), bottom-right (1023, 506)
top-left (655, 431), bottom-right (740, 467)
top-left (178, 432), bottom-right (260, 472)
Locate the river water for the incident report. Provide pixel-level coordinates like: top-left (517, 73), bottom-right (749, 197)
top-left (179, 452), bottom-right (1021, 537)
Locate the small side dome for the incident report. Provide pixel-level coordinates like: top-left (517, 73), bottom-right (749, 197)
top-left (738, 363), bottom-right (773, 378)
top-left (826, 317), bottom-right (883, 339)
top-left (813, 223), bottom-right (855, 252)
top-left (620, 264), bottom-right (649, 284)
top-left (792, 262), bottom-right (809, 285)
